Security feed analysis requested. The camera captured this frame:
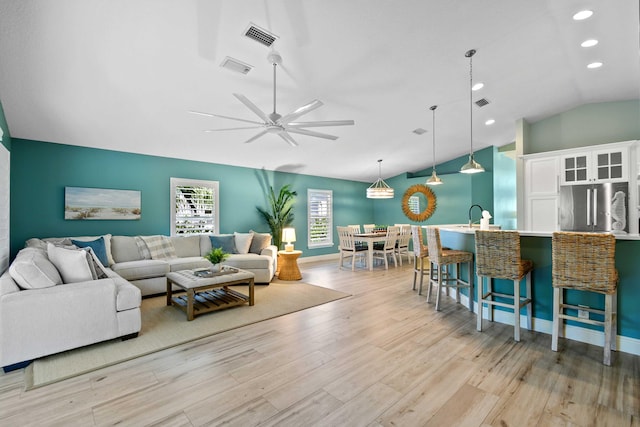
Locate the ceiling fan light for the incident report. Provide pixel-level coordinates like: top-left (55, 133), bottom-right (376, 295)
top-left (460, 155), bottom-right (485, 174)
top-left (426, 170), bottom-right (443, 185)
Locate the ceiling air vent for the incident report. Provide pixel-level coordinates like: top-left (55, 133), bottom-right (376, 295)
top-left (475, 98), bottom-right (490, 107)
top-left (412, 128), bottom-right (427, 135)
top-left (220, 56), bottom-right (253, 74)
top-left (243, 23), bottom-right (278, 47)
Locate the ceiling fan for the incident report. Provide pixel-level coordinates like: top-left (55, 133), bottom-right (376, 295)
top-left (190, 51), bottom-right (355, 147)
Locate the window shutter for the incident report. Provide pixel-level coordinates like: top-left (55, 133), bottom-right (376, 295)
top-left (171, 178), bottom-right (219, 235)
top-left (308, 189), bottom-right (333, 248)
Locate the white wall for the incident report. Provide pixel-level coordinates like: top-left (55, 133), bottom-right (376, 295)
top-left (0, 144), bottom-right (8, 273)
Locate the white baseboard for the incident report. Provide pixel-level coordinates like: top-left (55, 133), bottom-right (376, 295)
top-left (455, 290), bottom-right (640, 356)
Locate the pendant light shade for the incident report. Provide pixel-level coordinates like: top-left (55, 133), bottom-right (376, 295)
top-left (426, 105), bottom-right (443, 185)
top-left (460, 49), bottom-right (485, 174)
top-left (367, 159), bottom-right (394, 199)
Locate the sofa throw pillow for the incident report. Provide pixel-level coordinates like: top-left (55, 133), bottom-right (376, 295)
top-left (9, 248), bottom-right (63, 290)
top-left (71, 236), bottom-right (109, 266)
top-left (249, 231), bottom-right (272, 254)
top-left (82, 247), bottom-right (109, 280)
top-left (234, 232), bottom-right (253, 254)
top-left (134, 236), bottom-right (152, 259)
top-left (209, 234), bottom-right (236, 254)
top-left (47, 243), bottom-right (94, 284)
top-left (139, 235), bottom-right (177, 259)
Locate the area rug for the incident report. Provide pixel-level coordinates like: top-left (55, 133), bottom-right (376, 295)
top-left (24, 280), bottom-right (350, 390)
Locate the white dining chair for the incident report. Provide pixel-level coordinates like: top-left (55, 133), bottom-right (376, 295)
top-left (337, 226), bottom-right (367, 270)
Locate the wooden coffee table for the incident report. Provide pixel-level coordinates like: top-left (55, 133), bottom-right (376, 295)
top-left (166, 267), bottom-right (255, 321)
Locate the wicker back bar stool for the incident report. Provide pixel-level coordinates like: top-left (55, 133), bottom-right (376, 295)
top-left (551, 231), bottom-right (618, 366)
top-left (425, 226), bottom-right (474, 311)
top-left (410, 226), bottom-right (430, 294)
top-left (475, 230), bottom-right (533, 342)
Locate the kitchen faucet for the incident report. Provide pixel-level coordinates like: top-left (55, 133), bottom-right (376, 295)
top-left (468, 204), bottom-right (484, 227)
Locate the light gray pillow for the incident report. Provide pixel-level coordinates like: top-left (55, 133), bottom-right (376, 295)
top-left (47, 243), bottom-right (94, 284)
top-left (9, 248), bottom-right (63, 290)
top-left (234, 232), bottom-right (253, 254)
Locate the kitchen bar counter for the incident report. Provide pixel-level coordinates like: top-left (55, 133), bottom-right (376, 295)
top-left (434, 224), bottom-right (640, 240)
top-left (431, 225), bottom-right (640, 355)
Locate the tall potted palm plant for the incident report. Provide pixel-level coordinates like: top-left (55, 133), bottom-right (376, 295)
top-left (256, 184), bottom-right (297, 250)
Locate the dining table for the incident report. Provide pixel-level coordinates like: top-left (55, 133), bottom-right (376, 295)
top-left (353, 231), bottom-right (388, 271)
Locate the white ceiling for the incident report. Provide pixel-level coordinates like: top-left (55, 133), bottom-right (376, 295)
top-left (0, 0), bottom-right (638, 182)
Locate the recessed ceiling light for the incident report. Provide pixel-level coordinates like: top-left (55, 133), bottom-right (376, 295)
top-left (472, 82), bottom-right (484, 91)
top-left (581, 39), bottom-right (598, 47)
top-left (587, 62), bottom-right (603, 69)
top-left (485, 119), bottom-right (495, 125)
top-left (573, 10), bottom-right (593, 20)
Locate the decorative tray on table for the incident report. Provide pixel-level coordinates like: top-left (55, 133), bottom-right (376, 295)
top-left (192, 266), bottom-right (238, 278)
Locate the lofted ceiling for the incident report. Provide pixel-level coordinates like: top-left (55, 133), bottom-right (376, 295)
top-left (0, 0), bottom-right (638, 183)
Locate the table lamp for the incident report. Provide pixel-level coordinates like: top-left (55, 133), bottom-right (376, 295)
top-left (282, 228), bottom-right (296, 252)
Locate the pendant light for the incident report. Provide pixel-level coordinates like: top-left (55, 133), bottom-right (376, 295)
top-left (426, 105), bottom-right (443, 185)
top-left (460, 49), bottom-right (485, 174)
top-left (367, 159), bottom-right (394, 199)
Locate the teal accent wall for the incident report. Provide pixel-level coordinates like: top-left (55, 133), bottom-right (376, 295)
top-left (493, 149), bottom-right (516, 230)
top-left (0, 100), bottom-right (11, 151)
top-left (373, 146), bottom-right (495, 227)
top-left (526, 100), bottom-right (640, 154)
top-left (10, 139), bottom-right (371, 258)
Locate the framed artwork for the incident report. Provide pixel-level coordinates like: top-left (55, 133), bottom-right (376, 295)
top-left (65, 187), bottom-right (141, 220)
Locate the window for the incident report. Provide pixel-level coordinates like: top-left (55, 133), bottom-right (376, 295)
top-left (170, 178), bottom-right (219, 236)
top-left (308, 189), bottom-right (333, 248)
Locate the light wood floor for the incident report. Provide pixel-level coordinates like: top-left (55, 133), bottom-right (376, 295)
top-left (1, 259), bottom-right (638, 426)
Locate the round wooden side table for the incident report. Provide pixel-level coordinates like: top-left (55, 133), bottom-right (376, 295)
top-left (277, 250), bottom-right (302, 281)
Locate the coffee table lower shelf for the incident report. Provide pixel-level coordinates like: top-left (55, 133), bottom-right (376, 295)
top-left (171, 287), bottom-right (249, 317)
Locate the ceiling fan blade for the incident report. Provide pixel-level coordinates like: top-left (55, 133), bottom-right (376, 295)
top-left (243, 130), bottom-right (269, 144)
top-left (286, 120), bottom-right (355, 128)
top-left (279, 132), bottom-right (299, 147)
top-left (189, 110), bottom-right (264, 125)
top-left (233, 93), bottom-right (271, 123)
top-left (204, 126), bottom-right (263, 132)
top-left (279, 99), bottom-right (324, 123)
top-left (286, 128), bottom-right (339, 140)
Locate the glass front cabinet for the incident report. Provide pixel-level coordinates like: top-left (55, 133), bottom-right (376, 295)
top-left (560, 146), bottom-right (628, 185)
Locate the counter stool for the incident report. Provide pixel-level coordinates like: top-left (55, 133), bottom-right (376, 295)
top-left (425, 226), bottom-right (474, 311)
top-left (411, 225), bottom-right (430, 294)
top-left (475, 230), bottom-right (533, 342)
top-left (551, 231), bottom-right (618, 366)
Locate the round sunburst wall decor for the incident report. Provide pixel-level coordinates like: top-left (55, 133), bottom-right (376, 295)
top-left (401, 184), bottom-right (437, 222)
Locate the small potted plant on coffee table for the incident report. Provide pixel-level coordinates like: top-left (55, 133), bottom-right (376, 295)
top-left (205, 247), bottom-right (229, 272)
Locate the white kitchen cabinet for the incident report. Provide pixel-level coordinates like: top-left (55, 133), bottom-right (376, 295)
top-left (523, 155), bottom-right (559, 231)
top-left (560, 145), bottom-right (628, 185)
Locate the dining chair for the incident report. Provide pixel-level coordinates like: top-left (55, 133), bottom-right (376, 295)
top-left (347, 224), bottom-right (361, 233)
top-left (395, 225), bottom-right (413, 266)
top-left (425, 226), bottom-right (474, 311)
top-left (475, 230), bottom-right (533, 342)
top-left (551, 231), bottom-right (618, 365)
top-left (336, 226), bottom-right (367, 271)
top-left (363, 224), bottom-right (376, 233)
top-left (372, 226), bottom-right (399, 269)
top-left (410, 225), bottom-right (430, 294)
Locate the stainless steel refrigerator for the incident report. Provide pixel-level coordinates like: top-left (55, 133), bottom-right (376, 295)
top-left (559, 182), bottom-right (629, 233)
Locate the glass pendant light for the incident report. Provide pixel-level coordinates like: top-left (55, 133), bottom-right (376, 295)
top-left (367, 159), bottom-right (394, 199)
top-left (460, 49), bottom-right (485, 174)
top-left (426, 105), bottom-right (443, 185)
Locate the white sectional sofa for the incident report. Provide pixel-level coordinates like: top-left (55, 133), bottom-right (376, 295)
top-left (0, 231), bottom-right (276, 369)
top-left (0, 245), bottom-right (142, 369)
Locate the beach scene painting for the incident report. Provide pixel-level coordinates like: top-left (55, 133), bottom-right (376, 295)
top-left (65, 187), bottom-right (141, 220)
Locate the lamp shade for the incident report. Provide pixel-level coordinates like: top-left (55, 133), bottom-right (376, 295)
top-left (460, 49), bottom-right (484, 174)
top-left (282, 227), bottom-right (296, 251)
